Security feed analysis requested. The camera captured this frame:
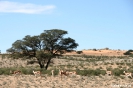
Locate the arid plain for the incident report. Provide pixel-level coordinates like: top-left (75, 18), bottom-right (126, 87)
top-left (0, 49), bottom-right (133, 88)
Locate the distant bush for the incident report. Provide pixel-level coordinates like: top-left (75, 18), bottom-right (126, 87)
top-left (76, 51), bottom-right (83, 54)
top-left (123, 49), bottom-right (133, 55)
top-left (93, 48), bottom-right (97, 51)
top-left (124, 52), bottom-right (131, 55)
top-left (104, 47), bottom-right (109, 50)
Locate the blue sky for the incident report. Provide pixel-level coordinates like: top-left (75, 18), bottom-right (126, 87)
top-left (0, 0), bottom-right (133, 53)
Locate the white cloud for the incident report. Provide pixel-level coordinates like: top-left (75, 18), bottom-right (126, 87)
top-left (0, 1), bottom-right (56, 14)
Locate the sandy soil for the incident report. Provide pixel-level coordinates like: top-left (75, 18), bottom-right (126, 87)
top-left (64, 49), bottom-right (126, 56)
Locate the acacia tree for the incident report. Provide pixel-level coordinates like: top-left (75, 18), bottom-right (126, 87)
top-left (7, 29), bottom-right (78, 70)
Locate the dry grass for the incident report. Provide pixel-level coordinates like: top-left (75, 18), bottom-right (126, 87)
top-left (0, 75), bottom-right (132, 88)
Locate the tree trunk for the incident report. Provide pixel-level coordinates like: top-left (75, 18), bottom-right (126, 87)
top-left (39, 63), bottom-right (44, 68)
top-left (38, 60), bottom-right (44, 69)
top-left (45, 58), bottom-right (51, 70)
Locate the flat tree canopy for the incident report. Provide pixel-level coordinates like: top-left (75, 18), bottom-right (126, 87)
top-left (7, 29), bottom-right (78, 69)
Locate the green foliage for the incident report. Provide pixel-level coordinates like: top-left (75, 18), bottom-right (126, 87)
top-left (6, 29), bottom-right (79, 69)
top-left (36, 51), bottom-right (52, 59)
top-left (100, 70), bottom-right (106, 75)
top-left (106, 67), bottom-right (113, 71)
top-left (112, 68), bottom-right (123, 76)
top-left (21, 68), bottom-right (33, 75)
top-left (0, 68), bottom-right (10, 75)
top-left (76, 69), bottom-right (106, 76)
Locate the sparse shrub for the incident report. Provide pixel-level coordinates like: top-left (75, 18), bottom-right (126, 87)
top-left (100, 70), bottom-right (106, 75)
top-left (112, 68), bottom-right (123, 76)
top-left (0, 68), bottom-right (11, 75)
top-left (126, 63), bottom-right (131, 66)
